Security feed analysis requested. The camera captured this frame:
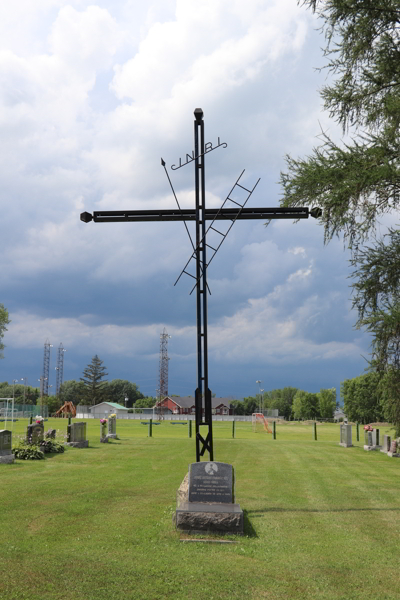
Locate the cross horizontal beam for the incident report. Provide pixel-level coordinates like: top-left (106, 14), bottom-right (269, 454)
top-left (80, 206), bottom-right (321, 224)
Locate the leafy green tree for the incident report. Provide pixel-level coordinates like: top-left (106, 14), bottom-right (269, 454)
top-left (379, 368), bottom-right (400, 436)
top-left (106, 379), bottom-right (144, 407)
top-left (135, 396), bottom-right (156, 409)
top-left (292, 391), bottom-right (305, 420)
top-left (80, 355), bottom-right (108, 406)
top-left (59, 380), bottom-right (86, 405)
top-left (266, 387), bottom-right (299, 419)
top-left (317, 388), bottom-right (337, 419)
top-left (0, 304), bottom-right (10, 359)
top-left (40, 395), bottom-right (62, 416)
top-left (230, 400), bottom-right (246, 415)
top-left (341, 372), bottom-right (382, 423)
top-left (242, 396), bottom-right (259, 415)
top-left (292, 390), bottom-right (320, 420)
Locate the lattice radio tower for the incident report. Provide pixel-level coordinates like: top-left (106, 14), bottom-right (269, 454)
top-left (41, 339), bottom-right (52, 397)
top-left (55, 343), bottom-right (66, 396)
top-left (158, 328), bottom-right (171, 410)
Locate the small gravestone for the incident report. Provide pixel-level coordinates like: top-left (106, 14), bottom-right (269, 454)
top-left (26, 422), bottom-right (44, 445)
top-left (372, 428), bottom-right (381, 449)
top-left (66, 422), bottom-right (89, 448)
top-left (175, 462), bottom-right (243, 534)
top-left (388, 440), bottom-right (399, 458)
top-left (380, 434), bottom-right (391, 454)
top-left (107, 415), bottom-right (118, 439)
top-left (0, 430), bottom-right (14, 464)
top-left (100, 420), bottom-right (108, 443)
top-left (46, 429), bottom-right (56, 439)
top-left (339, 424), bottom-right (352, 447)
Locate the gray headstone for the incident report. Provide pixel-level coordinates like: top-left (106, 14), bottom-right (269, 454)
top-left (381, 434), bottom-right (391, 453)
top-left (107, 416), bottom-right (118, 439)
top-left (372, 428), bottom-right (380, 447)
top-left (46, 429), bottom-right (56, 439)
top-left (0, 430), bottom-right (14, 464)
top-left (339, 424), bottom-right (352, 447)
top-left (27, 423), bottom-right (44, 444)
top-left (67, 422), bottom-right (88, 448)
top-left (100, 422), bottom-right (108, 443)
top-left (0, 429), bottom-right (12, 456)
top-left (108, 416), bottom-right (116, 435)
top-left (188, 462), bottom-right (234, 504)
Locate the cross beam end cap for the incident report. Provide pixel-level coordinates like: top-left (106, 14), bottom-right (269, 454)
top-left (310, 207), bottom-right (322, 219)
top-left (194, 108), bottom-right (203, 121)
top-left (80, 211), bottom-right (93, 223)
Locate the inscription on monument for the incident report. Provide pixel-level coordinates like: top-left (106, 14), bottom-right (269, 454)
top-left (188, 462), bottom-right (234, 504)
top-left (26, 423), bottom-right (44, 444)
top-left (70, 422), bottom-right (86, 442)
top-left (0, 430), bottom-right (12, 456)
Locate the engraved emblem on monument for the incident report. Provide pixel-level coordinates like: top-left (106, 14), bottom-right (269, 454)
top-left (188, 462), bottom-right (234, 504)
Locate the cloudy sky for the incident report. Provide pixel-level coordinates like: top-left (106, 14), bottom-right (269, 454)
top-left (0, 0), bottom-right (376, 401)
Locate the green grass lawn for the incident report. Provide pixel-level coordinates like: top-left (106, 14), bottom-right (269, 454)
top-left (1, 419), bottom-right (399, 600)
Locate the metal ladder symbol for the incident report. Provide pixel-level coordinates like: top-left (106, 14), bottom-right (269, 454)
top-left (175, 170), bottom-right (260, 294)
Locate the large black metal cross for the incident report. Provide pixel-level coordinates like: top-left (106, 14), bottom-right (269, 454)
top-left (80, 108), bottom-right (321, 462)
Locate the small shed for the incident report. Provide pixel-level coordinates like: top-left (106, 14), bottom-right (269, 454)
top-left (91, 402), bottom-right (130, 417)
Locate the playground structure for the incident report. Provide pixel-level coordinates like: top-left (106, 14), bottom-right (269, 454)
top-left (252, 413), bottom-right (272, 433)
top-left (53, 401), bottom-right (76, 418)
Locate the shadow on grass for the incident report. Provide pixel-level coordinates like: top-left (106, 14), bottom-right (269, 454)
top-left (247, 507), bottom-right (400, 515)
top-left (243, 509), bottom-right (258, 537)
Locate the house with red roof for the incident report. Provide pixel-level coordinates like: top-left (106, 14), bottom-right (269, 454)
top-left (153, 396), bottom-right (233, 415)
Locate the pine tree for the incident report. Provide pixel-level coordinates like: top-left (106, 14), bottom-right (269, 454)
top-left (80, 355), bottom-right (108, 406)
top-left (280, 0), bottom-right (400, 429)
top-left (0, 304), bottom-right (10, 359)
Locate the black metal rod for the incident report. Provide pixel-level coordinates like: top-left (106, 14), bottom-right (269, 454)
top-left (195, 113), bottom-right (202, 463)
top-left (200, 113), bottom-right (213, 461)
top-left (90, 207), bottom-right (310, 223)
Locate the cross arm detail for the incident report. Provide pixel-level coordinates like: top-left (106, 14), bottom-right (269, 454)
top-left (80, 207), bottom-right (321, 223)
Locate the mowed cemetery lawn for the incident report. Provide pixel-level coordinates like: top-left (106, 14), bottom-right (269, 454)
top-left (1, 419), bottom-right (400, 600)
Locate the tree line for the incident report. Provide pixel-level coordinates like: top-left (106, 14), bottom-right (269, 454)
top-left (230, 387), bottom-right (337, 420)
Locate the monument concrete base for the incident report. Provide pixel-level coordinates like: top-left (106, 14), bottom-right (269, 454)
top-left (100, 437), bottom-right (109, 443)
top-left (106, 434), bottom-right (118, 440)
top-left (387, 452), bottom-right (399, 458)
top-left (0, 454), bottom-right (14, 464)
top-left (66, 441), bottom-right (89, 448)
top-left (364, 445), bottom-right (379, 451)
top-left (339, 442), bottom-right (353, 448)
top-left (176, 501), bottom-right (243, 534)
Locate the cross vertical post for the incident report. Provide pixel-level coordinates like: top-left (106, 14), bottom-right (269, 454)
top-left (194, 108), bottom-right (213, 462)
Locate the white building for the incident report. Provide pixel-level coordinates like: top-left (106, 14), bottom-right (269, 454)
top-left (90, 402), bottom-right (130, 417)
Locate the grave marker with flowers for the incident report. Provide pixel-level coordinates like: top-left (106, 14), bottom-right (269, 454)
top-left (363, 425), bottom-right (380, 451)
top-left (26, 416), bottom-right (44, 445)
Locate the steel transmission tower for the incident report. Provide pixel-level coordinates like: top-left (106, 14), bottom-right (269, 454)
top-left (55, 343), bottom-right (66, 396)
top-left (158, 328), bottom-right (171, 411)
top-left (41, 339), bottom-right (52, 397)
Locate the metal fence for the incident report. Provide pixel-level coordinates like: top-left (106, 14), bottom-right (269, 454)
top-left (75, 411), bottom-right (283, 422)
top-left (0, 402), bottom-right (48, 419)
